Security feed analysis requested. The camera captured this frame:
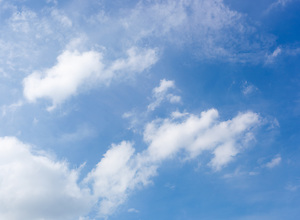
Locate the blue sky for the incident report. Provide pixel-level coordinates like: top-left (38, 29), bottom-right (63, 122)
top-left (0, 0), bottom-right (300, 219)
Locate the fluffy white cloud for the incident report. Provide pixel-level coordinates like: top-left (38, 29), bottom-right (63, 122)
top-left (23, 47), bottom-right (158, 110)
top-left (84, 141), bottom-right (157, 216)
top-left (23, 50), bottom-right (104, 111)
top-left (0, 136), bottom-right (94, 220)
top-left (148, 79), bottom-right (181, 111)
top-left (144, 109), bottom-right (260, 170)
top-left (265, 154), bottom-right (282, 168)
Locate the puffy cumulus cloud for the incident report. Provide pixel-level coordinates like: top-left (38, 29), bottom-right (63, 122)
top-left (23, 50), bottom-right (104, 111)
top-left (144, 109), bottom-right (260, 170)
top-left (0, 136), bottom-right (94, 220)
top-left (84, 141), bottom-right (157, 216)
top-left (84, 142), bottom-right (136, 215)
top-left (23, 47), bottom-right (158, 110)
top-left (148, 79), bottom-right (181, 111)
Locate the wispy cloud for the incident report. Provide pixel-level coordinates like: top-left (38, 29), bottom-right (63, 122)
top-left (1, 100), bottom-right (23, 117)
top-left (119, 0), bottom-right (274, 62)
top-left (265, 47), bottom-right (282, 64)
top-left (265, 0), bottom-right (294, 13)
top-left (59, 124), bottom-right (97, 143)
top-left (242, 81), bottom-right (259, 96)
top-left (286, 183), bottom-right (300, 191)
top-left (127, 208), bottom-right (139, 213)
top-left (265, 154), bottom-right (282, 168)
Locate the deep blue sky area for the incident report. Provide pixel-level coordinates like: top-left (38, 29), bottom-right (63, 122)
top-left (0, 0), bottom-right (300, 219)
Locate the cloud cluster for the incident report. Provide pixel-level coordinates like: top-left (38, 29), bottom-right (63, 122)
top-left (0, 109), bottom-right (260, 219)
top-left (0, 1), bottom-right (280, 219)
top-left (85, 109), bottom-right (260, 215)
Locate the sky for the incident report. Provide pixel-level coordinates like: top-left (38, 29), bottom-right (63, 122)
top-left (0, 0), bottom-right (300, 219)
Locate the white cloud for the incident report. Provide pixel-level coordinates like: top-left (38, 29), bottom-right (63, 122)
top-left (265, 154), bottom-right (282, 168)
top-left (23, 50), bottom-right (104, 111)
top-left (23, 47), bottom-right (158, 110)
top-left (0, 136), bottom-right (94, 220)
top-left (144, 109), bottom-right (260, 170)
top-left (153, 79), bottom-right (175, 94)
top-left (148, 79), bottom-right (181, 111)
top-left (84, 141), bottom-right (157, 216)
